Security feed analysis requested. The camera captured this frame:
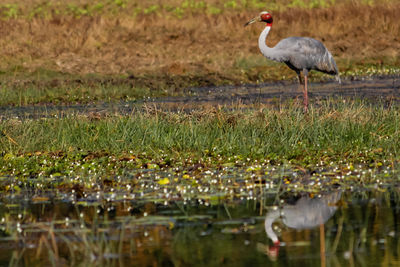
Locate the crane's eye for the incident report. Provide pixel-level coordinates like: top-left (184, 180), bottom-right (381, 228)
top-left (261, 13), bottom-right (273, 23)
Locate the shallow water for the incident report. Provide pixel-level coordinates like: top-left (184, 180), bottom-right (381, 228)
top-left (1, 188), bottom-right (400, 266)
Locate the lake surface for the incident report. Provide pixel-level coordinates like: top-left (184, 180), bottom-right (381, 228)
top-left (1, 188), bottom-right (399, 266)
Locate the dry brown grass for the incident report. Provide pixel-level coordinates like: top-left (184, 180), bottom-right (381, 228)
top-left (1, 2), bottom-right (400, 83)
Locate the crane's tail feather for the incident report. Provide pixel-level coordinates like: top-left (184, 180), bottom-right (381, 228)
top-left (328, 53), bottom-right (341, 84)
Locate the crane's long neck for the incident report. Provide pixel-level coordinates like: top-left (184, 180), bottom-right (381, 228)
top-left (258, 26), bottom-right (282, 62)
top-left (265, 210), bottom-right (280, 244)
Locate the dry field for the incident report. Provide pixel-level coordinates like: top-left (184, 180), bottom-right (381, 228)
top-left (0, 0), bottom-right (400, 86)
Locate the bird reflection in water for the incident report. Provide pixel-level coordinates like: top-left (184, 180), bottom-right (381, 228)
top-left (261, 191), bottom-right (342, 261)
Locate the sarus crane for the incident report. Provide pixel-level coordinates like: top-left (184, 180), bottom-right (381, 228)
top-left (245, 11), bottom-right (340, 112)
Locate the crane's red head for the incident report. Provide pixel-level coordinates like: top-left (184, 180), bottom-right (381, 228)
top-left (244, 11), bottom-right (273, 27)
top-left (260, 12), bottom-right (273, 26)
top-left (266, 241), bottom-right (280, 261)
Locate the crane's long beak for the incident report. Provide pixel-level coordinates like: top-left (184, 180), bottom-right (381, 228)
top-left (244, 16), bottom-right (260, 27)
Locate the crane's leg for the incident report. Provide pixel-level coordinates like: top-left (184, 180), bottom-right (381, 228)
top-left (320, 223), bottom-right (326, 267)
top-left (303, 70), bottom-right (309, 113)
top-left (297, 72), bottom-right (303, 107)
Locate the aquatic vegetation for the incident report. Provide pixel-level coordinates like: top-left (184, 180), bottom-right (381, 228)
top-left (0, 100), bottom-right (400, 184)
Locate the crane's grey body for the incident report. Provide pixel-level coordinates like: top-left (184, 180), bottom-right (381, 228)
top-left (258, 26), bottom-right (339, 78)
top-left (273, 37), bottom-right (339, 76)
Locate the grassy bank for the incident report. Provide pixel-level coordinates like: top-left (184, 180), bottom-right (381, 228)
top-left (1, 100), bottom-right (399, 178)
top-left (0, 1), bottom-right (400, 105)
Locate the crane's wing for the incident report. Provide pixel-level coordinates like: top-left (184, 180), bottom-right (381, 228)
top-left (275, 37), bottom-right (339, 75)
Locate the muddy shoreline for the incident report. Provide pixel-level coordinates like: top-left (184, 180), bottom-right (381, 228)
top-left (1, 75), bottom-right (399, 119)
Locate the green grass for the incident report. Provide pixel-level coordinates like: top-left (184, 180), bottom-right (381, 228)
top-left (1, 99), bottom-right (399, 178)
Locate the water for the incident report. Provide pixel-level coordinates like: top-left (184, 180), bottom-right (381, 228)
top-left (1, 189), bottom-right (400, 266)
